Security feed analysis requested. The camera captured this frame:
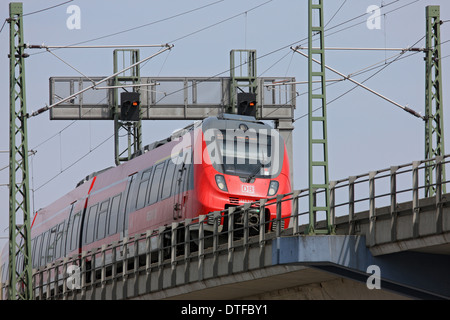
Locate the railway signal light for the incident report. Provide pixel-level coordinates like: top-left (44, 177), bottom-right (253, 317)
top-left (237, 92), bottom-right (257, 117)
top-left (120, 92), bottom-right (140, 121)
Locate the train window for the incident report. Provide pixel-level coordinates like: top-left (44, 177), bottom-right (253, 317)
top-left (54, 222), bottom-right (65, 260)
top-left (68, 211), bottom-right (81, 252)
top-left (161, 160), bottom-right (176, 199)
top-left (39, 231), bottom-right (49, 267)
top-left (47, 226), bottom-right (57, 263)
top-left (108, 194), bottom-right (121, 235)
top-left (96, 199), bottom-right (110, 240)
top-left (148, 162), bottom-right (164, 205)
top-left (184, 163), bottom-right (193, 193)
top-left (33, 235), bottom-right (42, 268)
top-left (85, 204), bottom-right (98, 244)
top-left (171, 163), bottom-right (182, 195)
top-left (136, 169), bottom-right (152, 210)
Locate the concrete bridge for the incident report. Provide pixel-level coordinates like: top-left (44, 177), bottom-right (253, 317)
top-left (26, 156), bottom-right (450, 300)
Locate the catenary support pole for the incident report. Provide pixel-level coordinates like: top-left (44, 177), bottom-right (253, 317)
top-left (8, 2), bottom-right (33, 300)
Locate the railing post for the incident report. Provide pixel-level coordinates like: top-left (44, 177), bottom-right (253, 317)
top-left (90, 250), bottom-right (96, 299)
top-left (62, 259), bottom-right (68, 300)
top-left (133, 236), bottom-right (139, 297)
top-left (227, 207), bottom-right (235, 275)
top-left (184, 218), bottom-right (191, 284)
top-left (81, 252), bottom-right (87, 300)
top-left (329, 181), bottom-right (337, 231)
top-left (122, 237), bottom-right (128, 299)
top-left (212, 211), bottom-right (221, 278)
top-left (53, 264), bottom-right (58, 299)
top-left (276, 194), bottom-right (283, 237)
top-left (348, 176), bottom-right (356, 235)
top-left (435, 156), bottom-right (443, 233)
top-left (243, 203), bottom-right (251, 272)
top-left (38, 267), bottom-right (43, 300)
top-left (412, 161), bottom-right (420, 238)
top-left (111, 242), bottom-right (117, 299)
top-left (291, 190), bottom-right (300, 235)
top-left (145, 230), bottom-right (152, 293)
top-left (100, 244), bottom-right (107, 300)
top-left (369, 171), bottom-right (377, 246)
top-left (390, 166), bottom-right (399, 242)
top-left (157, 227), bottom-right (164, 291)
top-left (171, 222), bottom-right (178, 287)
top-left (45, 264), bottom-right (51, 299)
top-left (198, 215), bottom-right (205, 281)
top-left (259, 199), bottom-right (267, 268)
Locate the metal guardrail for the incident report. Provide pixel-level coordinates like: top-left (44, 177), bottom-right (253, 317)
top-left (2, 155), bottom-right (449, 299)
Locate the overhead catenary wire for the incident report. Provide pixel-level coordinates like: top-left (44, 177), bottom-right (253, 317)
top-left (26, 44), bottom-right (173, 118)
top-left (21, 0), bottom-right (433, 194)
top-left (291, 46), bottom-right (425, 120)
top-left (152, 0), bottom-right (424, 110)
top-left (26, 44), bottom-right (169, 49)
top-left (26, 0), bottom-right (226, 56)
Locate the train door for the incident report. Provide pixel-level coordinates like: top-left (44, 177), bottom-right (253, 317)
top-left (173, 153), bottom-right (189, 220)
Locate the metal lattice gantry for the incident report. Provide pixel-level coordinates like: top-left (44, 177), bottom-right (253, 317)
top-left (8, 2), bottom-right (33, 300)
top-left (424, 5), bottom-right (446, 197)
top-left (113, 49), bottom-right (142, 165)
top-left (228, 49), bottom-right (258, 115)
top-left (307, 0), bottom-right (333, 235)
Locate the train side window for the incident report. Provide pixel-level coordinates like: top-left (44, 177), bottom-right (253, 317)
top-left (172, 163), bottom-right (183, 195)
top-left (33, 235), bottom-right (42, 268)
top-left (68, 211), bottom-right (81, 252)
top-left (184, 163), bottom-right (193, 193)
top-left (96, 199), bottom-right (110, 240)
top-left (148, 162), bottom-right (165, 205)
top-left (108, 194), bottom-right (121, 235)
top-left (46, 226), bottom-right (58, 264)
top-left (54, 222), bottom-right (65, 260)
top-left (161, 160), bottom-right (176, 200)
top-left (85, 204), bottom-right (98, 244)
top-left (136, 169), bottom-right (152, 210)
top-left (39, 231), bottom-right (49, 267)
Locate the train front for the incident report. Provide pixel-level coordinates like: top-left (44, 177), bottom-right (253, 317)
top-left (194, 114), bottom-right (291, 233)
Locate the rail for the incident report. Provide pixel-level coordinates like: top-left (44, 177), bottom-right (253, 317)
top-left (2, 155), bottom-right (449, 299)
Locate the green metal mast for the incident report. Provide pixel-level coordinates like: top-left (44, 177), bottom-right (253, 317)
top-left (8, 2), bottom-right (33, 300)
top-left (113, 49), bottom-right (142, 165)
top-left (228, 49), bottom-right (258, 115)
top-left (307, 0), bottom-right (332, 234)
top-left (424, 5), bottom-right (445, 197)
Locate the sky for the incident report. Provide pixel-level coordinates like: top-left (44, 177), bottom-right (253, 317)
top-left (0, 0), bottom-right (449, 248)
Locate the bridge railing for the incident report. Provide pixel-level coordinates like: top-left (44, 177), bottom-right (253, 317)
top-left (3, 155), bottom-right (448, 299)
top-left (29, 194), bottom-right (293, 299)
top-left (328, 155), bottom-right (449, 240)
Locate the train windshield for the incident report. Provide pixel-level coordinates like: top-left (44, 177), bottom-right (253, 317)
top-left (206, 128), bottom-right (283, 179)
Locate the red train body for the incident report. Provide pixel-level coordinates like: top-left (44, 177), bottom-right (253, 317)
top-left (1, 114), bottom-right (291, 294)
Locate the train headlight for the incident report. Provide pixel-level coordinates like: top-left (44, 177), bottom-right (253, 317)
top-left (267, 181), bottom-right (279, 196)
top-left (215, 174), bottom-right (228, 192)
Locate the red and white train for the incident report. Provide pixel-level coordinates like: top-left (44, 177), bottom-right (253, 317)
top-left (1, 113), bottom-right (291, 295)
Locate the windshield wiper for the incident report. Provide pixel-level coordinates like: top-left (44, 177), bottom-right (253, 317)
top-left (245, 161), bottom-right (264, 183)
